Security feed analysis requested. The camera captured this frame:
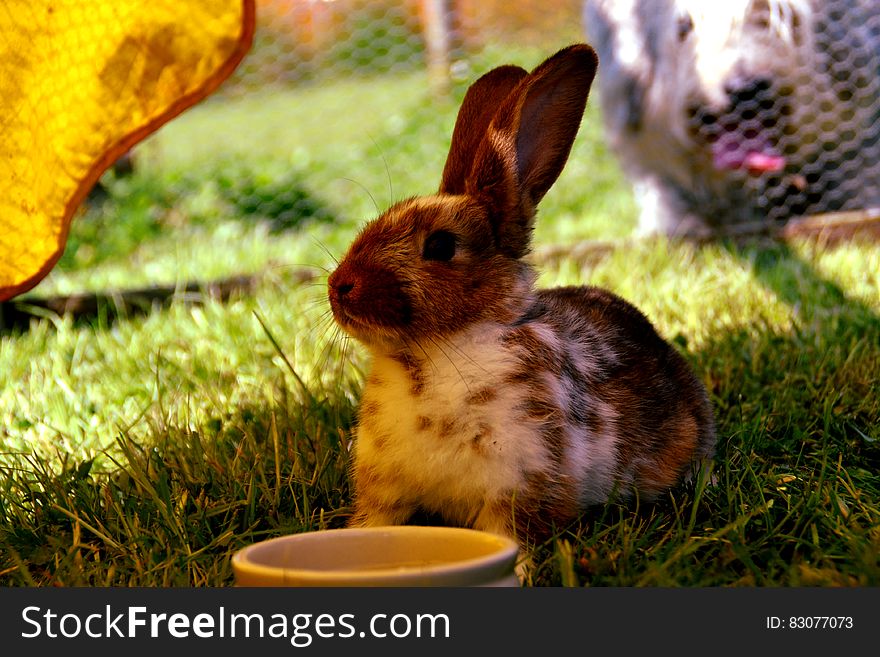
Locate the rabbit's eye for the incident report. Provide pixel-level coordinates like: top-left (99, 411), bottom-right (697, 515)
top-left (423, 230), bottom-right (456, 261)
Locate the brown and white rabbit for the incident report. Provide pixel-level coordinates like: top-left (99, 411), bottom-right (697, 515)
top-left (327, 44), bottom-right (716, 548)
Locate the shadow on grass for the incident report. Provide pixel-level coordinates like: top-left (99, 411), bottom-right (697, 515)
top-left (695, 240), bottom-right (880, 585)
top-left (712, 239), bottom-right (879, 464)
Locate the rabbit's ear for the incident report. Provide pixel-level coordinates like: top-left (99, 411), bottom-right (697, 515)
top-left (439, 65), bottom-right (528, 195)
top-left (468, 44), bottom-right (598, 258)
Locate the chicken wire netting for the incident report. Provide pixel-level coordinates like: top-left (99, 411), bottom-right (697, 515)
top-left (115, 0), bottom-right (587, 250)
top-left (116, 0), bottom-right (879, 247)
top-left (679, 0), bottom-right (880, 227)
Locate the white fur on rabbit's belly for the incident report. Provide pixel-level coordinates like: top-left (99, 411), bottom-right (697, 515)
top-left (353, 322), bottom-right (620, 521)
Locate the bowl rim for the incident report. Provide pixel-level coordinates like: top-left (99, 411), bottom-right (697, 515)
top-left (231, 525), bottom-right (520, 586)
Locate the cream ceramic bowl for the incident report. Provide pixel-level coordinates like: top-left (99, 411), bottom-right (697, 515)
top-left (232, 526), bottom-right (520, 587)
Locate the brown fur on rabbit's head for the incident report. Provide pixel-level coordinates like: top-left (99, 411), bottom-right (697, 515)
top-left (327, 45), bottom-right (599, 352)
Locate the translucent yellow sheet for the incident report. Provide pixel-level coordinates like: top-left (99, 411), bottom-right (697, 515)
top-left (0, 0), bottom-right (256, 301)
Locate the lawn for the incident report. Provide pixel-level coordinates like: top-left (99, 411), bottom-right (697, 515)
top-left (1, 51), bottom-right (878, 586)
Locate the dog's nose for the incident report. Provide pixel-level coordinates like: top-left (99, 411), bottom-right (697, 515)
top-left (725, 76), bottom-right (773, 103)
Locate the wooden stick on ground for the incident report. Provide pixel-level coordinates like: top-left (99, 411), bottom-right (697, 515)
top-left (533, 208), bottom-right (880, 265)
top-left (0, 274), bottom-right (262, 332)
top-left (3, 209), bottom-right (877, 331)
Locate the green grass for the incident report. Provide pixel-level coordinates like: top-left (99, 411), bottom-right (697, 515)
top-left (1, 54), bottom-right (879, 586)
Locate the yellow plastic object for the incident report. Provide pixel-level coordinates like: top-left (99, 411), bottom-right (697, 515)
top-left (0, 0), bottom-right (256, 302)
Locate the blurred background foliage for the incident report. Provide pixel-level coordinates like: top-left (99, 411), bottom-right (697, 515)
top-left (55, 0), bottom-right (615, 293)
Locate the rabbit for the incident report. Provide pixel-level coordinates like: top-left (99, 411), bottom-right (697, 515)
top-left (327, 44), bottom-right (717, 549)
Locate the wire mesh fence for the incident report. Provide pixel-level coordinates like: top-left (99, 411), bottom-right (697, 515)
top-left (126, 0), bottom-right (589, 253)
top-left (117, 0), bottom-right (880, 251)
top-left (696, 0), bottom-right (880, 225)
top-left (585, 0), bottom-right (880, 235)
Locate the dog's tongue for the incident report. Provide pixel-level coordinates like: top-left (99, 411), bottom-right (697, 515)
top-left (712, 132), bottom-right (785, 174)
top-left (741, 151), bottom-right (787, 173)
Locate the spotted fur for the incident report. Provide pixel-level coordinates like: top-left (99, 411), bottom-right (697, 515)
top-left (328, 45), bottom-right (717, 548)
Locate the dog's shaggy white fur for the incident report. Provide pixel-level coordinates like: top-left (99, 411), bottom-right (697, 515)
top-left (584, 0), bottom-right (880, 236)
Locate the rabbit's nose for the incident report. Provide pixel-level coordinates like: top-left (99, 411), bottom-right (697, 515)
top-left (328, 269), bottom-right (355, 300)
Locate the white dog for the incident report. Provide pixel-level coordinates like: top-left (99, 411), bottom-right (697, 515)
top-left (584, 0), bottom-right (880, 236)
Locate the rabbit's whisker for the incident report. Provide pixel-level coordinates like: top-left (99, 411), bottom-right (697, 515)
top-left (339, 178), bottom-right (381, 217)
top-left (426, 335), bottom-right (473, 394)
